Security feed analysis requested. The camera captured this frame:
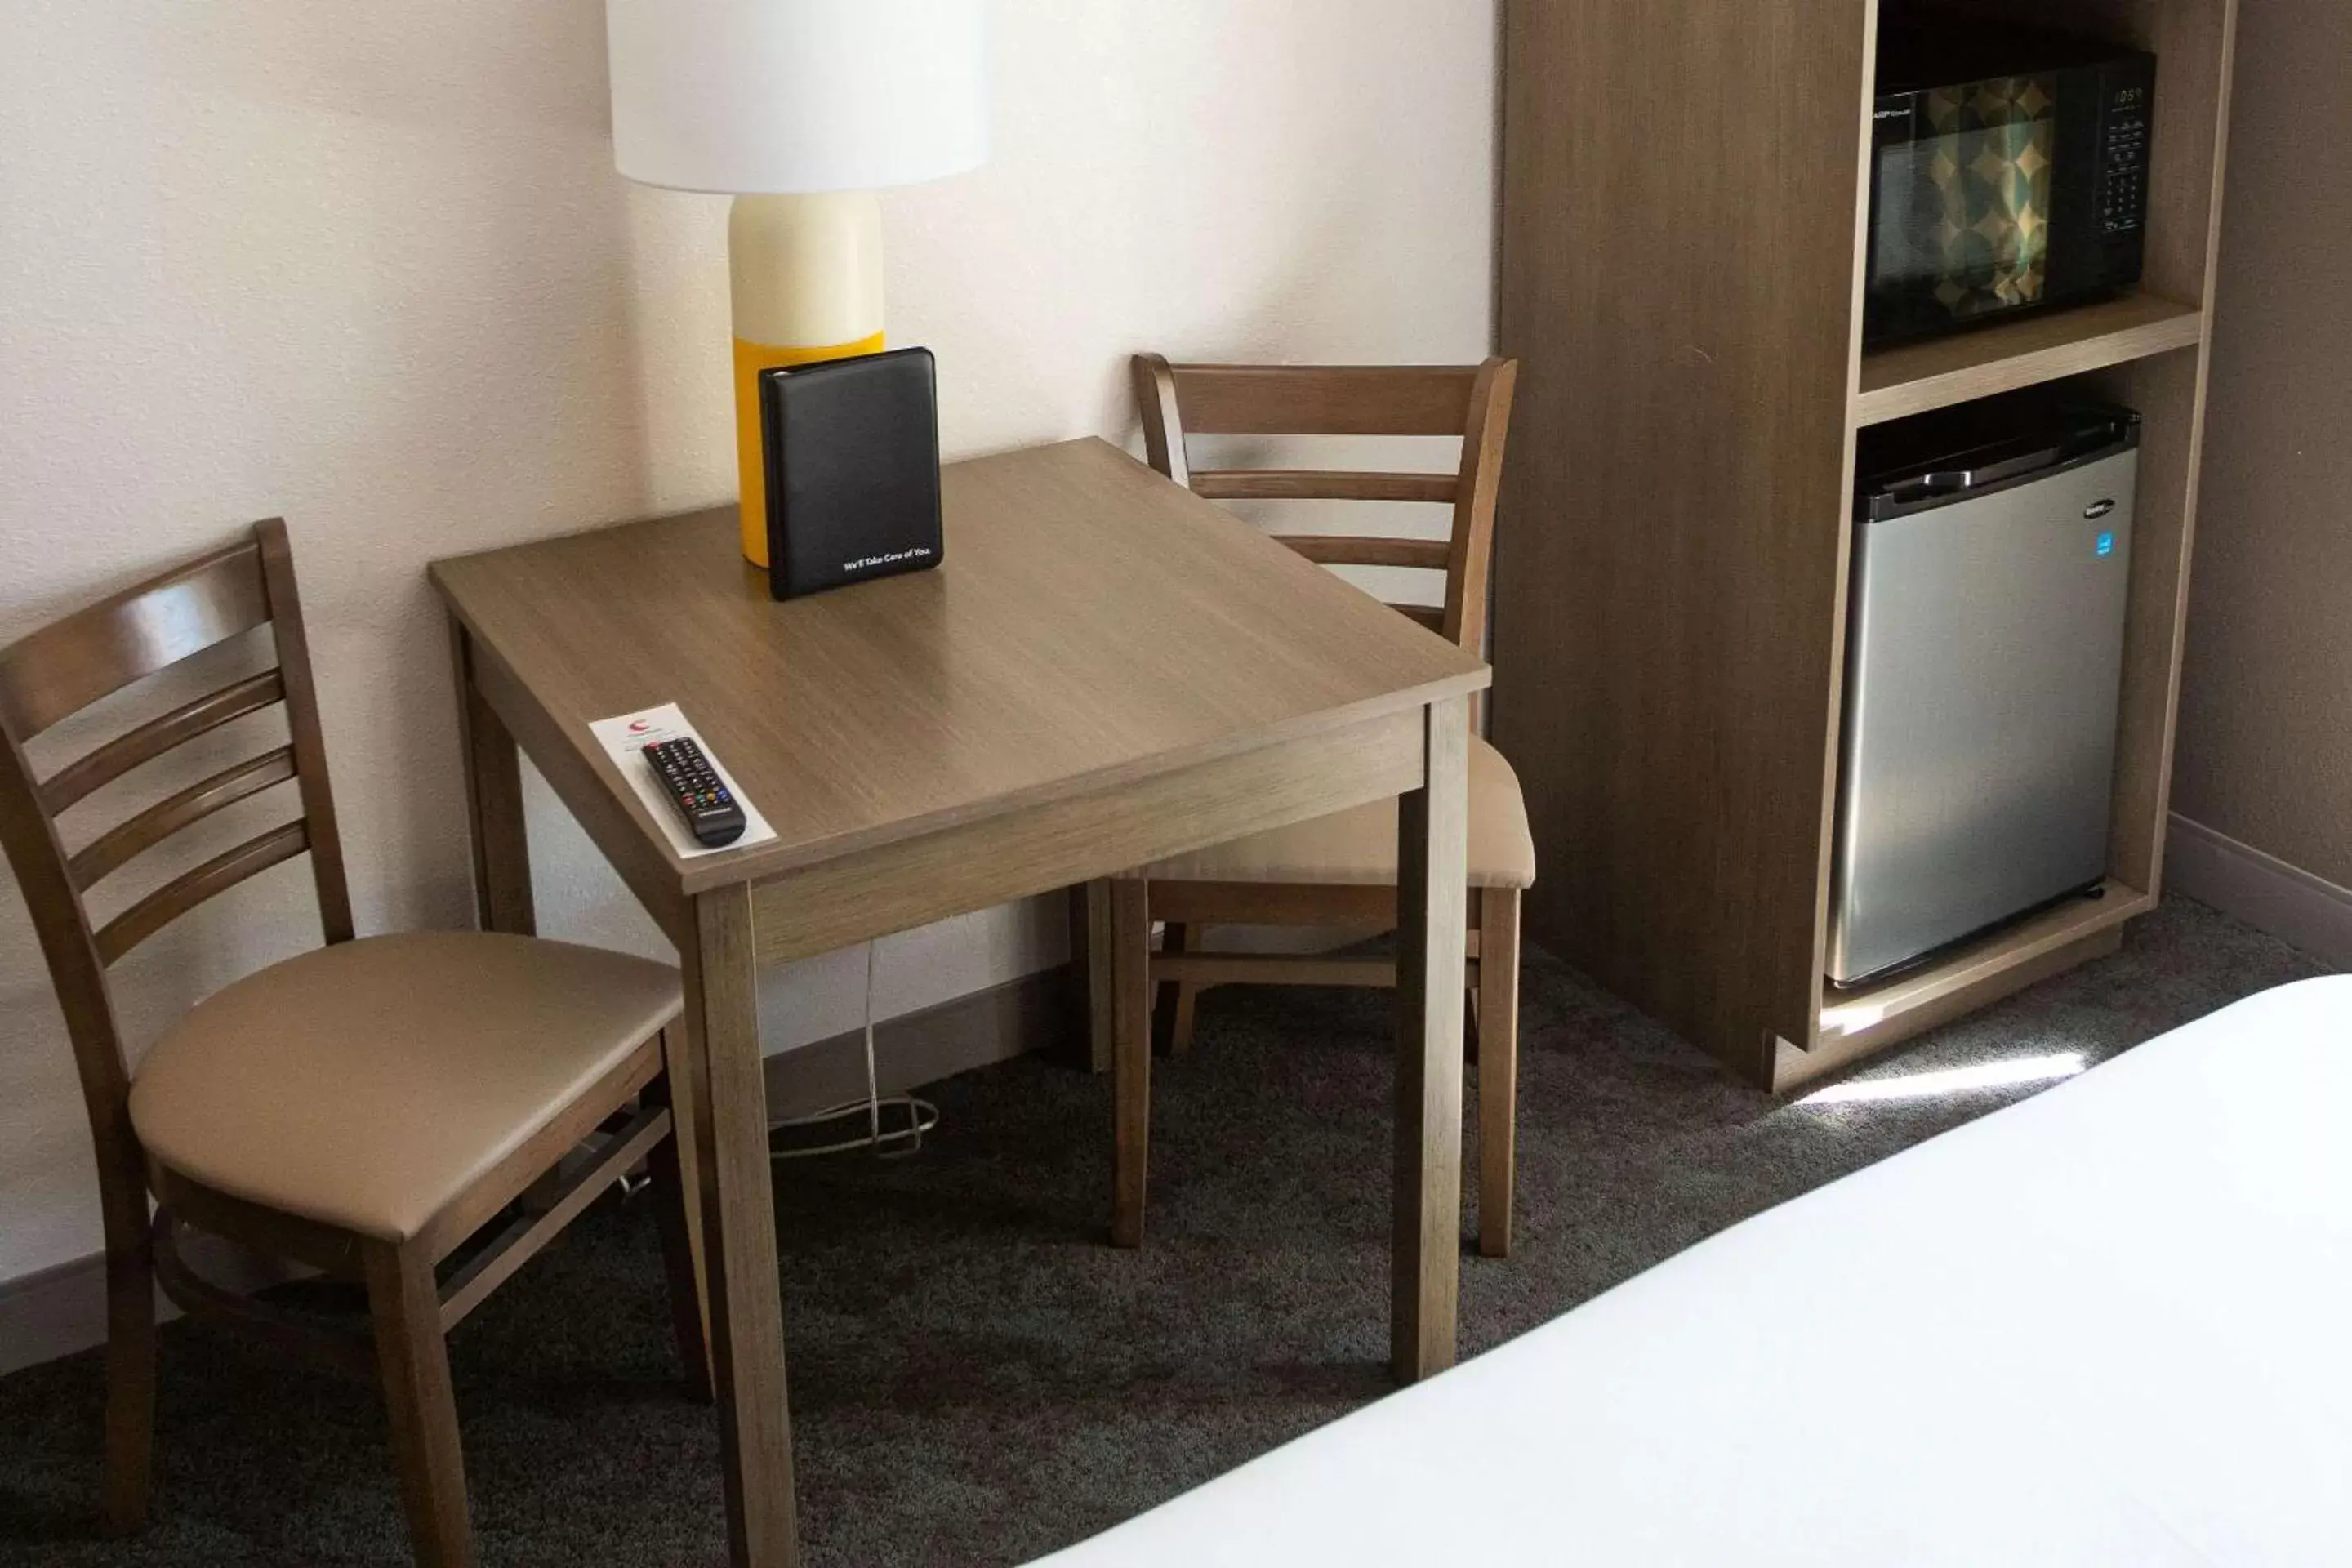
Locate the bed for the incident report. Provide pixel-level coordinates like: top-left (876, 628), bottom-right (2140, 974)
top-left (1032, 977), bottom-right (2352, 1566)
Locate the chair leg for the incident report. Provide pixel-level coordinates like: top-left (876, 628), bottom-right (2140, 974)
top-left (98, 1226), bottom-right (157, 1536)
top-left (1111, 878), bottom-right (1152, 1248)
top-left (1155, 922), bottom-right (1202, 1056)
top-left (1171, 981), bottom-right (1201, 1054)
top-left (1475, 887), bottom-right (1521, 1259)
top-left (644, 1058), bottom-right (715, 1403)
top-left (363, 1240), bottom-right (475, 1568)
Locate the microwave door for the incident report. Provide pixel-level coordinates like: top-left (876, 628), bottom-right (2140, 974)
top-left (1867, 77), bottom-right (2060, 343)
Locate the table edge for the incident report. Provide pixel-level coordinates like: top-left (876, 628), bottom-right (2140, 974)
top-left (425, 437), bottom-right (1494, 898)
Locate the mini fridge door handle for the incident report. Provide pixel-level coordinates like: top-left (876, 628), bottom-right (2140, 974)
top-left (1921, 443), bottom-right (2068, 495)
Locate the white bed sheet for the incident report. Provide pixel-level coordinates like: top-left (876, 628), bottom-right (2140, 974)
top-left (1032, 977), bottom-right (2352, 1566)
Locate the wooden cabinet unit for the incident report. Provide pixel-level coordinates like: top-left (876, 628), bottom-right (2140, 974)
top-left (1494, 0), bottom-right (2240, 1090)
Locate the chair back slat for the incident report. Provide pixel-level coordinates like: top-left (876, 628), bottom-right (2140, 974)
top-left (92, 821), bottom-right (312, 965)
top-left (0, 519), bottom-right (352, 1260)
top-left (1132, 354), bottom-right (1520, 656)
top-left (1161, 365), bottom-right (1481, 435)
top-left (1273, 535), bottom-right (1453, 571)
top-left (69, 745), bottom-right (298, 890)
top-left (40, 670), bottom-right (287, 813)
top-left (0, 541), bottom-right (270, 739)
top-left (1191, 470), bottom-right (1458, 504)
top-left (0, 519), bottom-right (349, 957)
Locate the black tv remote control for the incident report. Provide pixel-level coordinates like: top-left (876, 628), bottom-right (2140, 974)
top-left (642, 737), bottom-right (747, 848)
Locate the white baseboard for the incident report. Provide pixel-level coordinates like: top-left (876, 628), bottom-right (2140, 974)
top-left (2167, 813), bottom-right (2352, 971)
top-left (0, 966), bottom-right (1073, 1379)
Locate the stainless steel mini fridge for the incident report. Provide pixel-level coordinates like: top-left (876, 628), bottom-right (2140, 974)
top-left (1829, 400), bottom-right (2140, 987)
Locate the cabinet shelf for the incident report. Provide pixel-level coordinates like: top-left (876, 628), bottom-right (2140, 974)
top-left (1789, 880), bottom-right (2158, 1091)
top-left (1854, 292), bottom-right (2206, 427)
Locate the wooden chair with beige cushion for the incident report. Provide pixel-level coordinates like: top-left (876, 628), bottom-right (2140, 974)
top-left (0, 519), bottom-right (710, 1568)
top-left (1100, 354), bottom-right (1532, 1258)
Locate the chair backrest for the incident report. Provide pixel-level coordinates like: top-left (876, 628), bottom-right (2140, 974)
top-left (1131, 354), bottom-right (1520, 655)
top-left (0, 519), bottom-right (350, 1245)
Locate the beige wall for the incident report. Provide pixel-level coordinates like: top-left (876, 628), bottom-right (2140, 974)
top-left (2172, 0), bottom-right (2352, 889)
top-left (0, 0), bottom-right (1499, 1283)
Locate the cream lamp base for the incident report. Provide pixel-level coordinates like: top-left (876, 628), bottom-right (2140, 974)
top-left (730, 190), bottom-right (887, 567)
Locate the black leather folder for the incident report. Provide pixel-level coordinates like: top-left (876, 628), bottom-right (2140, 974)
top-left (758, 346), bottom-right (943, 600)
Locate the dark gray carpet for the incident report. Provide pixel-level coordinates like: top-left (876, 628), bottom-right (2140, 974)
top-left (0, 896), bottom-right (2326, 1566)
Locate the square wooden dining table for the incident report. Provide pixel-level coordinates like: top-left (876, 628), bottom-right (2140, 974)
top-left (427, 435), bottom-right (1488, 1567)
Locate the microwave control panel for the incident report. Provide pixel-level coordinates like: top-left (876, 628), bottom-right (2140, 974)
top-left (2099, 79), bottom-right (2153, 237)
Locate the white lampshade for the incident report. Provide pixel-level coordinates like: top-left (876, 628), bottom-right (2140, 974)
top-left (606, 0), bottom-right (991, 195)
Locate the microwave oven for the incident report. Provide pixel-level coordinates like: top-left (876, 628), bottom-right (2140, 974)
top-left (1865, 15), bottom-right (2155, 345)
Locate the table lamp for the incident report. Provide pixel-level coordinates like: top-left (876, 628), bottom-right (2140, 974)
top-left (606, 0), bottom-right (991, 566)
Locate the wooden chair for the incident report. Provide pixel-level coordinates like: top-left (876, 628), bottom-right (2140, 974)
top-left (1101, 354), bottom-right (1531, 1258)
top-left (0, 520), bottom-right (711, 1568)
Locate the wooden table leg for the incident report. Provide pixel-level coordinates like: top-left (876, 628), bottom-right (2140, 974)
top-left (447, 617), bottom-right (536, 937)
top-left (1109, 877), bottom-right (1152, 1247)
top-left (674, 884), bottom-right (799, 1566)
top-left (1070, 880), bottom-right (1116, 1074)
top-left (450, 618), bottom-right (566, 1214)
top-left (644, 1049), bottom-right (715, 1403)
top-left (1392, 694), bottom-right (1469, 1383)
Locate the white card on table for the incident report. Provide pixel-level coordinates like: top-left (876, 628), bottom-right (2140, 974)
top-left (588, 703), bottom-right (778, 859)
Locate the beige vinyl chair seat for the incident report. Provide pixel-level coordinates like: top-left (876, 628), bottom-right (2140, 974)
top-left (1142, 735), bottom-right (1536, 889)
top-left (127, 931), bottom-right (681, 1243)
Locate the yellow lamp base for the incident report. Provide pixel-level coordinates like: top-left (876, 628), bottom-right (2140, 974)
top-left (728, 191), bottom-right (887, 568)
top-left (733, 331), bottom-right (887, 568)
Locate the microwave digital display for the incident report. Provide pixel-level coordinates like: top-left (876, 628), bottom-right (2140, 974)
top-left (1864, 16), bottom-right (2154, 346)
